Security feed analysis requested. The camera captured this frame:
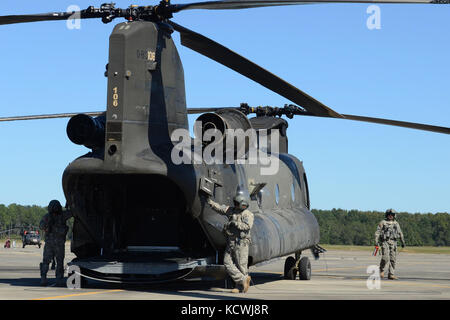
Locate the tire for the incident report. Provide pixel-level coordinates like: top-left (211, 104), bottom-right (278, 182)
top-left (284, 256), bottom-right (297, 280)
top-left (298, 256), bottom-right (311, 280)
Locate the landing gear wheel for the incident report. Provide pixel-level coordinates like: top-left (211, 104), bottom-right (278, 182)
top-left (284, 256), bottom-right (297, 280)
top-left (298, 256), bottom-right (311, 280)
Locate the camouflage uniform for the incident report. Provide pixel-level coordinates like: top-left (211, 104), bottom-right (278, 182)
top-left (39, 200), bottom-right (73, 286)
top-left (375, 212), bottom-right (405, 279)
top-left (208, 197), bottom-right (254, 292)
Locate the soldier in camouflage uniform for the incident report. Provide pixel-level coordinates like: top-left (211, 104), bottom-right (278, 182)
top-left (207, 193), bottom-right (254, 293)
top-left (375, 209), bottom-right (405, 280)
top-left (39, 200), bottom-right (73, 286)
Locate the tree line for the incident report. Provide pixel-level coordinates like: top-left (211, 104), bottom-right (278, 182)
top-left (0, 204), bottom-right (448, 246)
top-left (0, 204), bottom-right (73, 240)
top-left (313, 208), bottom-right (450, 246)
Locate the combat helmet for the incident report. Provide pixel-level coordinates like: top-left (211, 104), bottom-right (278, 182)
top-left (233, 193), bottom-right (249, 210)
top-left (48, 200), bottom-right (62, 214)
top-left (385, 208), bottom-right (397, 219)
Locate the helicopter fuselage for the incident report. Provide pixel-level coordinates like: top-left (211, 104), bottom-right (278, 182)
top-left (63, 20), bottom-right (319, 281)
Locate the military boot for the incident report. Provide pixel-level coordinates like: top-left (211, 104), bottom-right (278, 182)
top-left (380, 271), bottom-right (384, 279)
top-left (55, 266), bottom-right (65, 287)
top-left (388, 275), bottom-right (398, 280)
top-left (39, 263), bottom-right (48, 287)
top-left (242, 275), bottom-right (251, 293)
top-left (56, 278), bottom-right (66, 287)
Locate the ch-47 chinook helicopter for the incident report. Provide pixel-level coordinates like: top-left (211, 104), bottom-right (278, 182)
top-left (1, 0), bottom-right (449, 284)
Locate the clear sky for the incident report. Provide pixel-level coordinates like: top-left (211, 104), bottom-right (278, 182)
top-left (0, 1), bottom-right (449, 213)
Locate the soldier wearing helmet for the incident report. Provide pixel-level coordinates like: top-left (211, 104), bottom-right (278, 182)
top-left (375, 209), bottom-right (405, 280)
top-left (39, 200), bottom-right (73, 286)
top-left (207, 193), bottom-right (254, 293)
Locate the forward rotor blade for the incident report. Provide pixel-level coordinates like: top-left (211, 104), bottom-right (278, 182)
top-left (170, 21), bottom-right (343, 118)
top-left (1, 110), bottom-right (211, 121)
top-left (340, 114), bottom-right (450, 135)
top-left (2, 109), bottom-right (448, 134)
top-left (188, 106), bottom-right (450, 134)
top-left (187, 107), bottom-right (227, 114)
top-left (0, 112), bottom-right (103, 122)
top-left (172, 0), bottom-right (438, 12)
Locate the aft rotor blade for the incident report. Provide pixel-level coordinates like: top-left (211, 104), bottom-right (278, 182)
top-left (170, 21), bottom-right (343, 118)
top-left (0, 112), bottom-right (103, 122)
top-left (172, 0), bottom-right (438, 12)
top-left (0, 12), bottom-right (84, 25)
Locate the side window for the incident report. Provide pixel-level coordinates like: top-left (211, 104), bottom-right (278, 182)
top-left (303, 173), bottom-right (310, 209)
top-left (257, 190), bottom-right (263, 209)
top-left (291, 182), bottom-right (295, 203)
top-left (275, 184), bottom-right (280, 205)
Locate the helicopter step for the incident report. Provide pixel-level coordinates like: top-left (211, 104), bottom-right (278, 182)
top-left (68, 254), bottom-right (227, 284)
top-left (283, 251), bottom-right (312, 281)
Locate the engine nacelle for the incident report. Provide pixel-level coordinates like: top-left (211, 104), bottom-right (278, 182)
top-left (194, 109), bottom-right (253, 159)
top-left (67, 113), bottom-right (106, 150)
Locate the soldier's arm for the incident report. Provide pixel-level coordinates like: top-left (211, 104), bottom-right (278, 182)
top-left (39, 215), bottom-right (49, 232)
top-left (374, 222), bottom-right (383, 245)
top-left (397, 222), bottom-right (405, 246)
top-left (207, 198), bottom-right (230, 215)
top-left (234, 211), bottom-right (254, 231)
top-left (63, 209), bottom-right (73, 221)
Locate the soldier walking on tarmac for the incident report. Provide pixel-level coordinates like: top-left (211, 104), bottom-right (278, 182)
top-left (375, 209), bottom-right (405, 280)
top-left (207, 193), bottom-right (254, 293)
top-left (39, 200), bottom-right (73, 287)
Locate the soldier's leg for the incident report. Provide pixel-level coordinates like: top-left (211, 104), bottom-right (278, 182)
top-left (51, 256), bottom-right (56, 270)
top-left (379, 242), bottom-right (390, 277)
top-left (223, 244), bottom-right (245, 288)
top-left (388, 242), bottom-right (397, 278)
top-left (40, 243), bottom-right (54, 286)
top-left (237, 243), bottom-right (251, 293)
top-left (54, 241), bottom-right (66, 286)
top-left (236, 243), bottom-right (249, 276)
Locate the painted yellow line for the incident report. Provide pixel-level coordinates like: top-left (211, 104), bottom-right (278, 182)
top-left (32, 289), bottom-right (124, 300)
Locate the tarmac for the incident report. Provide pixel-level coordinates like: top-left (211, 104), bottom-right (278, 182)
top-left (0, 242), bottom-right (449, 300)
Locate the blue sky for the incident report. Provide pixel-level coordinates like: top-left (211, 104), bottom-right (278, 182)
top-left (0, 1), bottom-right (449, 213)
